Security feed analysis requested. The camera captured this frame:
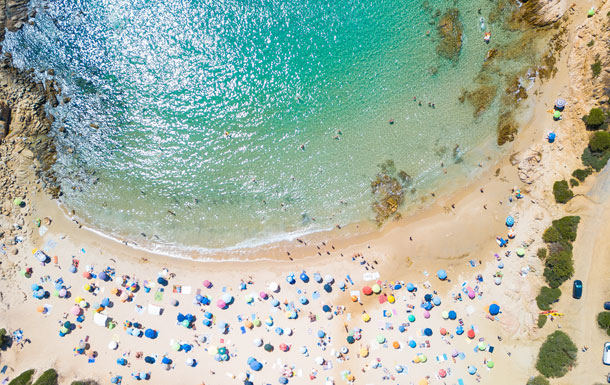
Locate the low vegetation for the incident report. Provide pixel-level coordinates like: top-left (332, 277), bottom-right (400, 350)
top-left (8, 370), bottom-right (35, 385)
top-left (591, 57), bottom-right (602, 78)
top-left (527, 375), bottom-right (550, 385)
top-left (0, 327), bottom-right (11, 350)
top-left (32, 369), bottom-right (58, 385)
top-left (583, 107), bottom-right (607, 130)
top-left (582, 130), bottom-right (610, 171)
top-left (552, 180), bottom-right (573, 204)
top-left (541, 216), bottom-right (580, 289)
top-left (569, 178), bottom-right (579, 187)
top-left (537, 314), bottom-right (548, 328)
top-left (535, 330), bottom-right (577, 378)
top-left (597, 311), bottom-right (610, 336)
top-left (572, 168), bottom-right (592, 182)
top-left (536, 286), bottom-right (561, 310)
top-left (537, 247), bottom-right (547, 260)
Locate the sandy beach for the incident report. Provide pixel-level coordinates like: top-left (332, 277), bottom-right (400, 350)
top-left (1, 1), bottom-right (610, 385)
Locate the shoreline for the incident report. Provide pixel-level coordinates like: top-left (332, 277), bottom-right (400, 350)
top-left (1, 1), bottom-right (610, 385)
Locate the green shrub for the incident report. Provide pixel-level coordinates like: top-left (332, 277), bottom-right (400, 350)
top-left (537, 314), bottom-right (548, 328)
top-left (542, 226), bottom-right (560, 243)
top-left (592, 59), bottom-right (602, 78)
top-left (32, 369), bottom-right (58, 385)
top-left (8, 369), bottom-right (35, 385)
top-left (70, 381), bottom-right (99, 385)
top-left (527, 375), bottom-right (550, 385)
top-left (598, 311), bottom-right (610, 330)
top-left (585, 108), bottom-right (607, 129)
top-left (569, 178), bottom-right (579, 187)
top-left (535, 330), bottom-right (577, 378)
top-left (587, 40), bottom-right (595, 47)
top-left (572, 168), bottom-right (592, 182)
top-left (590, 131), bottom-right (610, 152)
top-left (552, 216), bottom-right (580, 242)
top-left (582, 147), bottom-right (610, 171)
top-left (544, 250), bottom-right (574, 289)
top-left (537, 247), bottom-right (547, 260)
top-left (536, 286), bottom-right (561, 310)
top-left (0, 328), bottom-right (10, 350)
top-left (553, 180), bottom-right (573, 203)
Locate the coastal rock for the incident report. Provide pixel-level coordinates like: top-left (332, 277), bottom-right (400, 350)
top-left (520, 0), bottom-right (568, 27)
top-left (436, 9), bottom-right (463, 61)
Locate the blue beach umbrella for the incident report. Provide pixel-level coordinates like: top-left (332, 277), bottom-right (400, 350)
top-left (424, 328), bottom-right (433, 336)
top-left (279, 376), bottom-right (288, 384)
top-left (398, 325), bottom-right (405, 333)
top-left (433, 296), bottom-right (441, 306)
top-left (275, 327), bottom-right (284, 335)
top-left (286, 274), bottom-right (295, 284)
top-left (204, 311), bottom-right (213, 319)
top-left (407, 283), bottom-right (415, 292)
top-left (314, 273), bottom-right (322, 283)
top-left (144, 329), bottom-right (157, 339)
top-left (161, 357), bottom-right (172, 365)
top-left (408, 340), bottom-right (416, 348)
top-left (468, 365), bottom-right (477, 375)
top-left (437, 269), bottom-right (447, 280)
top-left (271, 298), bottom-right (280, 307)
top-left (448, 310), bottom-right (457, 320)
top-left (300, 296), bottom-right (308, 305)
top-left (323, 283), bottom-right (332, 293)
top-left (117, 358), bottom-right (127, 366)
top-left (506, 216), bottom-right (514, 227)
top-left (299, 272), bottom-right (309, 283)
top-left (489, 304), bottom-right (500, 315)
top-left (144, 356), bottom-right (155, 364)
top-left (456, 325), bottom-right (464, 335)
top-left (322, 305), bottom-right (331, 312)
top-left (317, 330), bottom-right (325, 338)
top-left (423, 302), bottom-right (433, 310)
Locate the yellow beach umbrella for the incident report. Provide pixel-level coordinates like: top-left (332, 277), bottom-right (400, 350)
top-left (372, 284), bottom-right (381, 294)
top-left (361, 313), bottom-right (371, 322)
top-left (388, 294), bottom-right (395, 304)
top-left (359, 348), bottom-right (369, 357)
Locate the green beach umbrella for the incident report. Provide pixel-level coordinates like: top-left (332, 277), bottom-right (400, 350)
top-left (182, 320), bottom-right (190, 328)
top-left (487, 360), bottom-right (494, 368)
top-left (53, 290), bottom-right (59, 297)
top-left (253, 319), bottom-right (261, 327)
top-left (408, 314), bottom-right (415, 322)
top-left (372, 284), bottom-right (381, 294)
top-left (516, 248), bottom-right (525, 257)
top-left (13, 198), bottom-right (22, 206)
top-left (419, 354), bottom-right (427, 363)
top-left (588, 7), bottom-right (595, 16)
top-left (376, 334), bottom-right (386, 344)
top-left (60, 326), bottom-right (68, 334)
top-left (172, 341), bottom-right (181, 351)
top-left (478, 342), bottom-right (487, 351)
top-left (553, 110), bottom-right (561, 119)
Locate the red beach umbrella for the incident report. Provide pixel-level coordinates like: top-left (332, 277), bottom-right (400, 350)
top-left (467, 329), bottom-right (475, 339)
top-left (362, 286), bottom-right (373, 296)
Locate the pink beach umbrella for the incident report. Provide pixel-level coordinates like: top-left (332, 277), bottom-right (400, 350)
top-left (423, 310), bottom-right (430, 319)
top-left (259, 291), bottom-right (268, 299)
top-left (467, 288), bottom-right (476, 299)
top-left (439, 369), bottom-right (447, 378)
top-left (216, 299), bottom-right (227, 309)
top-left (203, 280), bottom-right (212, 288)
top-left (71, 305), bottom-right (82, 316)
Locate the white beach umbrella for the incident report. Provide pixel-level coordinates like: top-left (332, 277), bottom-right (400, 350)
top-left (108, 341), bottom-right (118, 350)
top-left (253, 338), bottom-right (263, 347)
top-left (324, 275), bottom-right (334, 284)
top-left (269, 282), bottom-right (279, 292)
top-left (315, 356), bottom-right (324, 365)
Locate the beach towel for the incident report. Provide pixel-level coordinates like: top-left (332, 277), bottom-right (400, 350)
top-left (182, 286), bottom-right (192, 295)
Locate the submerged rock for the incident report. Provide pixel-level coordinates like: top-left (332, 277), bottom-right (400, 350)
top-left (436, 9), bottom-right (463, 61)
top-left (370, 160), bottom-right (410, 225)
top-left (519, 0), bottom-right (567, 27)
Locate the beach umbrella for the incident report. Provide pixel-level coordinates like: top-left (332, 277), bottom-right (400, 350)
top-left (372, 284), bottom-right (381, 294)
top-left (376, 334), bottom-right (386, 344)
top-left (323, 283), bottom-right (332, 293)
top-left (423, 310), bottom-right (430, 319)
top-left (279, 343), bottom-right (289, 352)
top-left (264, 343), bottom-right (274, 352)
top-left (265, 317), bottom-right (274, 326)
top-left (424, 328), bottom-right (433, 336)
top-left (439, 369), bottom-right (447, 378)
top-left (203, 311), bottom-right (213, 319)
top-left (359, 348), bottom-right (369, 357)
top-left (216, 299), bottom-right (227, 309)
top-left (487, 360), bottom-right (494, 368)
top-left (433, 296), bottom-right (441, 306)
top-left (144, 329), bottom-right (157, 339)
top-left (361, 313), bottom-right (371, 322)
top-left (494, 276), bottom-right (502, 285)
top-left (110, 376), bottom-right (119, 384)
top-left (362, 286), bottom-right (372, 295)
top-left (203, 279), bottom-right (212, 288)
top-left (285, 328), bottom-right (293, 336)
top-left (467, 329), bottom-right (475, 339)
top-left (324, 274), bottom-right (334, 284)
top-left (253, 319), bottom-right (261, 327)
top-left (202, 319), bottom-right (211, 327)
top-left (278, 376), bottom-right (288, 384)
top-left (553, 110), bottom-right (561, 119)
top-left (555, 98), bottom-right (566, 109)
top-left (505, 216), bottom-right (514, 227)
top-left (440, 328), bottom-right (447, 335)
top-left (378, 294), bottom-right (387, 304)
top-left (101, 297), bottom-right (110, 307)
top-left (71, 305), bottom-right (82, 316)
top-left (437, 269), bottom-right (447, 280)
top-left (36, 305), bottom-right (45, 313)
top-left (408, 314), bottom-right (416, 322)
top-left (269, 282), bottom-right (279, 292)
top-left (183, 344), bottom-right (192, 352)
top-left (161, 357), bottom-right (171, 365)
top-left (271, 298), bottom-right (280, 307)
top-left (177, 313), bottom-right (186, 323)
top-left (170, 299), bottom-right (179, 306)
top-left (340, 346), bottom-right (349, 354)
top-left (478, 342), bottom-right (487, 351)
top-left (314, 273), bottom-right (322, 283)
top-left (398, 325), bottom-right (405, 333)
top-left (392, 341), bottom-right (400, 349)
top-left (69, 265), bottom-right (77, 273)
top-left (83, 271), bottom-right (91, 279)
top-left (346, 336), bottom-right (355, 344)
top-left (423, 302), bottom-right (433, 310)
top-left (253, 338), bottom-right (263, 347)
top-left (300, 346), bottom-right (308, 355)
top-left (456, 325), bottom-right (464, 335)
top-left (157, 277), bottom-right (168, 286)
top-left (286, 274), bottom-right (295, 284)
top-left (516, 248), bottom-right (525, 257)
top-left (317, 330), bottom-right (325, 338)
top-left (117, 358), bottom-right (127, 366)
top-left (300, 296), bottom-right (308, 305)
top-left (449, 310), bottom-right (457, 319)
top-left (387, 294), bottom-right (395, 304)
top-left (322, 305), bottom-right (331, 312)
top-left (108, 341), bottom-right (118, 350)
top-left (172, 341), bottom-right (181, 351)
top-left (244, 295), bottom-right (253, 304)
top-left (222, 294), bottom-right (233, 304)
top-left (99, 272), bottom-right (108, 281)
top-left (259, 291), bottom-right (268, 300)
top-left (196, 294), bottom-right (204, 303)
top-left (140, 372), bottom-right (148, 380)
top-left (299, 272), bottom-right (309, 282)
top-left (468, 290), bottom-right (476, 299)
top-left (186, 358), bottom-right (196, 367)
top-left (395, 365), bottom-right (404, 373)
top-left (418, 379), bottom-right (428, 385)
top-left (144, 356), bottom-right (155, 364)
top-left (441, 310), bottom-right (449, 319)
top-left (315, 356), bottom-right (325, 365)
top-left (452, 349), bottom-right (459, 357)
top-left (275, 327), bottom-right (284, 335)
top-left (59, 288), bottom-right (67, 298)
top-left (409, 340), bottom-right (416, 348)
top-left (468, 365), bottom-right (477, 375)
top-left (79, 300), bottom-right (88, 308)
top-left (489, 304), bottom-right (500, 315)
top-left (407, 283), bottom-right (415, 292)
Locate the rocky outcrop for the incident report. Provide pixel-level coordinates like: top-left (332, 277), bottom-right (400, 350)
top-left (520, 0), bottom-right (568, 27)
top-left (0, 0), bottom-right (31, 41)
top-left (436, 9), bottom-right (463, 61)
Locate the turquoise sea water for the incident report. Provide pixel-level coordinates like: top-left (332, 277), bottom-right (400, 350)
top-left (5, 0), bottom-right (525, 252)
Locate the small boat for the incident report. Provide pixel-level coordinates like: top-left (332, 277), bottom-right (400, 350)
top-left (484, 32), bottom-right (491, 43)
top-left (479, 17), bottom-right (485, 31)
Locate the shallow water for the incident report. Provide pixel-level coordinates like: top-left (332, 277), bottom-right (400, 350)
top-left (5, 0), bottom-right (526, 252)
